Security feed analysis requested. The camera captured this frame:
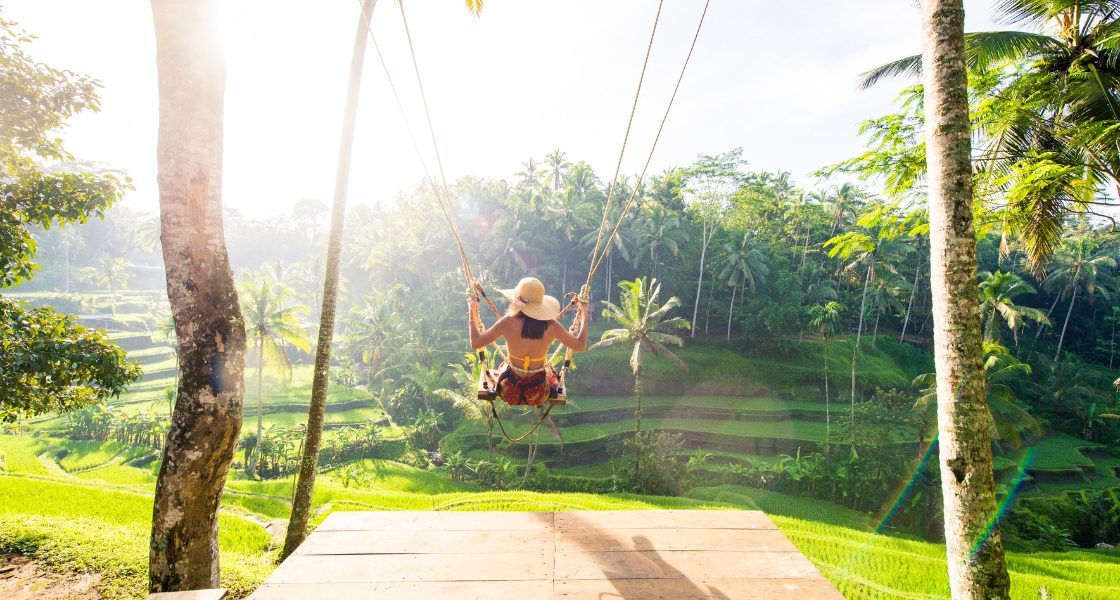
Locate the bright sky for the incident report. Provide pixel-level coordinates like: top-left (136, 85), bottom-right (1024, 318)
top-left (6, 0), bottom-right (1004, 217)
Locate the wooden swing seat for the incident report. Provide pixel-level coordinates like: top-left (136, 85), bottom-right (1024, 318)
top-left (477, 366), bottom-right (567, 406)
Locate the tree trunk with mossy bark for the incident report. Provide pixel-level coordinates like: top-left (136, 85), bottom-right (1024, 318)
top-left (149, 0), bottom-right (246, 592)
top-left (921, 0), bottom-right (1011, 596)
top-left (282, 0), bottom-right (377, 560)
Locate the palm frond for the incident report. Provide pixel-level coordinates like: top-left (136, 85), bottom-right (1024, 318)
top-left (858, 55), bottom-right (922, 90)
top-left (965, 31), bottom-right (1063, 70)
top-left (647, 340), bottom-right (688, 373)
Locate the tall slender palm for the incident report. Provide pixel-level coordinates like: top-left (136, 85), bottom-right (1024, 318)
top-left (592, 278), bottom-right (689, 435)
top-left (716, 233), bottom-right (769, 341)
top-left (683, 150), bottom-right (743, 336)
top-left (827, 183), bottom-right (867, 236)
top-left (867, 270), bottom-right (908, 349)
top-left (826, 226), bottom-right (902, 435)
top-left (634, 205), bottom-right (688, 280)
top-left (240, 278), bottom-right (310, 470)
top-left (548, 187), bottom-right (596, 291)
top-left (516, 156), bottom-right (546, 200)
top-left (920, 0), bottom-right (1012, 593)
top-left (1044, 238), bottom-right (1116, 361)
top-left (978, 270), bottom-right (1049, 346)
top-left (809, 301), bottom-right (844, 456)
top-left (283, 0), bottom-right (376, 560)
top-left (344, 284), bottom-right (407, 385)
top-left (80, 255), bottom-right (132, 314)
top-left (544, 149), bottom-right (571, 192)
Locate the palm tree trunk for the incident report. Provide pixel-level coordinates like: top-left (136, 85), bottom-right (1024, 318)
top-left (562, 257), bottom-right (567, 295)
top-left (704, 269), bottom-right (716, 335)
top-left (254, 339), bottom-right (265, 474)
top-left (1110, 313), bottom-right (1116, 370)
top-left (1034, 293), bottom-right (1061, 343)
top-left (800, 223), bottom-right (812, 272)
top-left (283, 0), bottom-right (376, 560)
top-left (691, 224), bottom-right (711, 337)
top-left (901, 250), bottom-right (922, 343)
top-left (872, 307), bottom-right (881, 350)
top-left (823, 347), bottom-right (830, 457)
top-left (726, 284), bottom-right (736, 342)
top-left (633, 368), bottom-right (643, 486)
top-left (1054, 287), bottom-right (1078, 362)
top-left (851, 259), bottom-right (874, 438)
top-left (921, 0), bottom-right (1011, 595)
top-left (149, 0), bottom-right (245, 591)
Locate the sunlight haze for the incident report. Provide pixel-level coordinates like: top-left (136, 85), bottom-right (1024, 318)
top-left (7, 0), bottom-right (1001, 216)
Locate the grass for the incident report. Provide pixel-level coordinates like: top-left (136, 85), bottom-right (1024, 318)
top-left (0, 435), bottom-right (52, 476)
top-left (690, 485), bottom-right (1120, 599)
top-left (564, 394), bottom-right (833, 413)
top-left (53, 441), bottom-right (154, 472)
top-left (1018, 434), bottom-right (1101, 472)
top-left (3, 434), bottom-right (1119, 599)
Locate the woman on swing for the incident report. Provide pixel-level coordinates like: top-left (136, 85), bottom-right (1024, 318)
top-left (469, 277), bottom-right (589, 406)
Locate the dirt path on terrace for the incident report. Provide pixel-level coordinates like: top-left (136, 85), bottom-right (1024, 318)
top-left (0, 554), bottom-right (101, 600)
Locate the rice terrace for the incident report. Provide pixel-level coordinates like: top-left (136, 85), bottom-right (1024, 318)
top-left (2, 0), bottom-right (1120, 599)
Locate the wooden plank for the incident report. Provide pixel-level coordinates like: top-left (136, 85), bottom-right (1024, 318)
top-left (556, 527), bottom-right (798, 553)
top-left (249, 581), bottom-right (553, 600)
top-left (554, 549), bottom-right (822, 581)
top-left (267, 552), bottom-right (552, 584)
top-left (555, 578), bottom-right (845, 599)
top-left (295, 529), bottom-right (550, 556)
top-left (317, 510), bottom-right (553, 532)
top-left (147, 591), bottom-right (228, 600)
top-left (554, 510), bottom-right (774, 531)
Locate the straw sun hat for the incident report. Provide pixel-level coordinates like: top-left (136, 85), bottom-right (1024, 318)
top-left (497, 277), bottom-right (561, 321)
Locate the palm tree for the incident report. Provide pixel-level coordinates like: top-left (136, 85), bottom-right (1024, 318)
top-left (241, 277), bottom-right (311, 471)
top-left (913, 341), bottom-right (1042, 449)
top-left (548, 188), bottom-right (596, 291)
top-left (593, 278), bottom-right (689, 434)
top-left (634, 205), bottom-right (687, 280)
top-left (80, 255), bottom-right (132, 314)
top-left (544, 149), bottom-right (571, 192)
top-left (716, 233), bottom-right (769, 341)
top-left (149, 0), bottom-right (247, 591)
top-left (683, 150), bottom-right (743, 337)
top-left (344, 285), bottom-right (407, 385)
top-left (434, 357), bottom-right (496, 458)
top-left (826, 225), bottom-right (902, 435)
top-left (284, 0), bottom-right (376, 560)
top-left (516, 156), bottom-right (546, 201)
top-left (919, 0), bottom-right (1012, 593)
top-left (826, 183), bottom-right (866, 237)
top-left (54, 227), bottom-right (84, 293)
top-left (978, 270), bottom-right (1049, 346)
top-left (862, 0), bottom-right (1120, 270)
top-left (867, 271), bottom-right (908, 349)
top-left (809, 301), bottom-right (844, 456)
top-left (1044, 238), bottom-right (1116, 361)
top-left (592, 278), bottom-right (689, 480)
top-left (581, 214), bottom-right (638, 304)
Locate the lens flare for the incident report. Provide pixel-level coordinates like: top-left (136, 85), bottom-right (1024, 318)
top-left (970, 447), bottom-right (1034, 559)
top-left (873, 435), bottom-right (938, 534)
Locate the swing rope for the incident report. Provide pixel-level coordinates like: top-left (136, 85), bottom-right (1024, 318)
top-left (375, 0), bottom-right (711, 441)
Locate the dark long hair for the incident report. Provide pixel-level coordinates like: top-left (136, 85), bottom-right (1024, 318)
top-left (517, 312), bottom-right (550, 339)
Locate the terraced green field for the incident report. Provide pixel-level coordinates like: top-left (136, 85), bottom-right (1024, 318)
top-left (3, 434), bottom-right (1117, 599)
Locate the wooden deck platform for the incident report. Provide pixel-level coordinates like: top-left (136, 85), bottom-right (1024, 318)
top-left (248, 510), bottom-right (843, 599)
